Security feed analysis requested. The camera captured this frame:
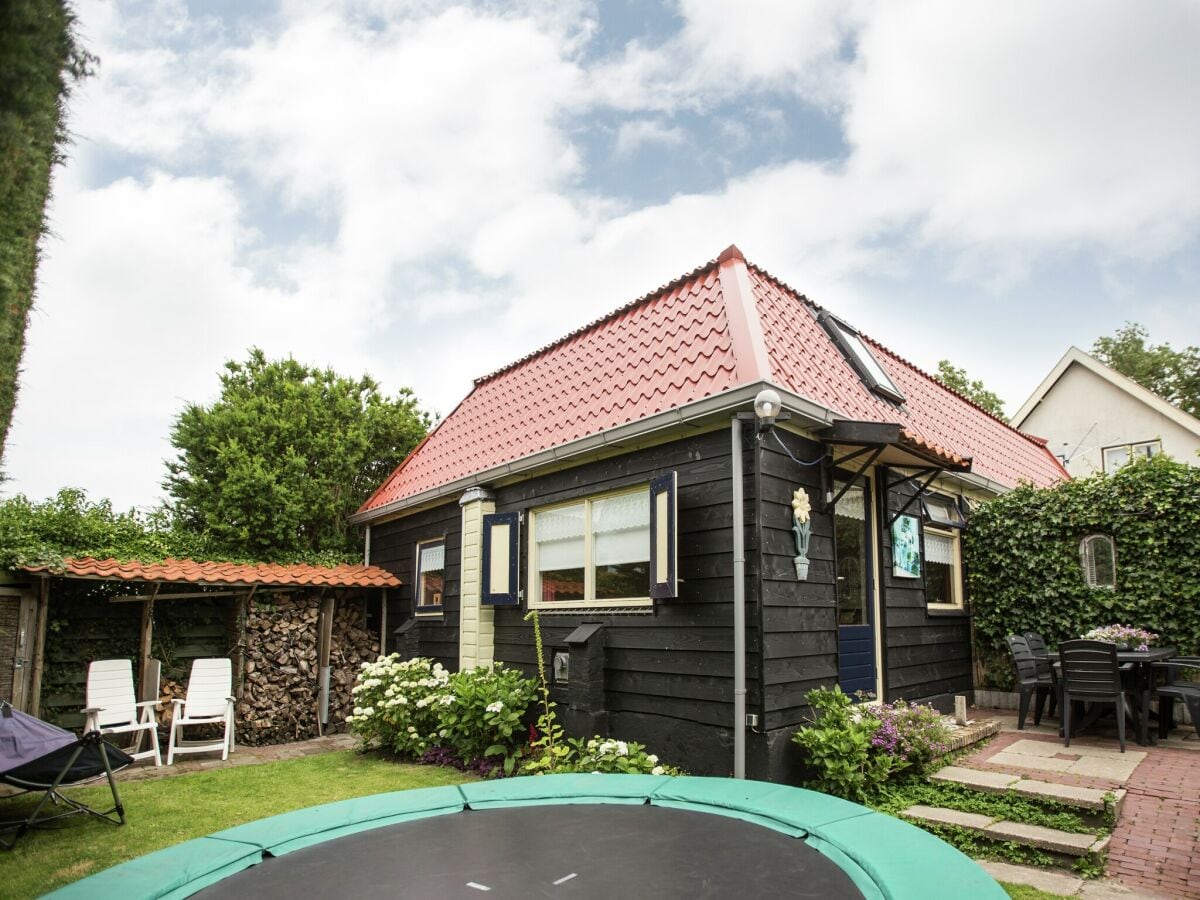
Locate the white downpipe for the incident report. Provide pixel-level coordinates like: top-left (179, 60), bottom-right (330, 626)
top-left (731, 416), bottom-right (746, 779)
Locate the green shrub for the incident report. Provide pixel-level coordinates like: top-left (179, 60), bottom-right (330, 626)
top-left (792, 687), bottom-right (900, 801)
top-left (346, 656), bottom-right (451, 755)
top-left (438, 664), bottom-right (538, 773)
top-left (965, 455), bottom-right (1200, 687)
top-left (869, 699), bottom-right (952, 773)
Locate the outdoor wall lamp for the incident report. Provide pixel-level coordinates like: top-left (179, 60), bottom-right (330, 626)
top-left (753, 388), bottom-right (782, 433)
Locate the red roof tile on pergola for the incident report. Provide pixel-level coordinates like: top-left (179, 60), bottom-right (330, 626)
top-left (359, 245), bottom-right (1067, 516)
top-left (20, 557), bottom-right (401, 589)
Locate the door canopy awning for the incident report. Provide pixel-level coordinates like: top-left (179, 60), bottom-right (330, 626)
top-left (819, 420), bottom-right (972, 473)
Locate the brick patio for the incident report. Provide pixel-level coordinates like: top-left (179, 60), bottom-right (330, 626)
top-left (969, 708), bottom-right (1200, 899)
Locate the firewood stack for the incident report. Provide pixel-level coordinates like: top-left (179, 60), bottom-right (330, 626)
top-left (235, 593), bottom-right (380, 746)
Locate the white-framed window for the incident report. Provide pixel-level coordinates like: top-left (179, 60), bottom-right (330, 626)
top-left (529, 486), bottom-right (652, 609)
top-left (923, 526), bottom-right (964, 610)
top-left (415, 538), bottom-right (445, 614)
top-left (1080, 534), bottom-right (1117, 589)
top-left (1102, 439), bottom-right (1161, 472)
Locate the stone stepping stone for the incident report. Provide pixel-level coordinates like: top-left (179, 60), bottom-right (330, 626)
top-left (931, 765), bottom-right (1124, 813)
top-left (902, 805), bottom-right (1108, 859)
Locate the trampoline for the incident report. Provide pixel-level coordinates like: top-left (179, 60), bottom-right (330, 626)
top-left (48, 774), bottom-right (1005, 899)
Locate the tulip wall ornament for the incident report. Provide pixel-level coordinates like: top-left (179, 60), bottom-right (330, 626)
top-left (791, 488), bottom-right (812, 580)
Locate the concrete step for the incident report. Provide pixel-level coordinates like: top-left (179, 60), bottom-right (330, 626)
top-left (931, 765), bottom-right (1124, 817)
top-left (902, 804), bottom-right (1110, 859)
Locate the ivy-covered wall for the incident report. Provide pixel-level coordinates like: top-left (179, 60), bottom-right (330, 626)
top-left (965, 456), bottom-right (1200, 688)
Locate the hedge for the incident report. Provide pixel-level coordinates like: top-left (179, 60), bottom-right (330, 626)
top-left (964, 455), bottom-right (1200, 688)
top-left (0, 1), bottom-right (93, 460)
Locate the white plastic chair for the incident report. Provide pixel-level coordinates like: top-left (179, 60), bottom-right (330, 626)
top-left (83, 658), bottom-right (162, 766)
top-left (166, 658), bottom-right (236, 764)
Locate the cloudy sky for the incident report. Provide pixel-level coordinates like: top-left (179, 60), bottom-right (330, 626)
top-left (5, 0), bottom-right (1199, 511)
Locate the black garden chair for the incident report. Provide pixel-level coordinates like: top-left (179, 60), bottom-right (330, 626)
top-left (1022, 632), bottom-right (1059, 718)
top-left (1059, 640), bottom-right (1137, 753)
top-left (0, 701), bottom-right (132, 849)
top-left (1152, 659), bottom-right (1200, 740)
top-left (1006, 635), bottom-right (1056, 730)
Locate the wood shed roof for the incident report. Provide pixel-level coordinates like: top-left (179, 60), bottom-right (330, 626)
top-left (20, 557), bottom-right (401, 589)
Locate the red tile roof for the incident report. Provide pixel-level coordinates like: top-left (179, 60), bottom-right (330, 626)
top-left (752, 265), bottom-right (1070, 489)
top-left (21, 557), bottom-right (401, 588)
top-left (360, 246), bottom-right (1066, 515)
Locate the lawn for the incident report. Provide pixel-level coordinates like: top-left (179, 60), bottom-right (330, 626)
top-left (0, 750), bottom-right (474, 898)
top-left (0, 750), bottom-right (1067, 899)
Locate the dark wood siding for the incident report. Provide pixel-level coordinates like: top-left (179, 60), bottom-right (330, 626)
top-left (370, 500), bottom-right (461, 671)
top-left (489, 427), bottom-right (750, 772)
top-left (756, 431), bottom-right (839, 732)
top-left (877, 467), bottom-right (972, 707)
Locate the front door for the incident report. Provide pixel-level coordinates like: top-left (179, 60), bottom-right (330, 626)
top-left (834, 480), bottom-right (877, 696)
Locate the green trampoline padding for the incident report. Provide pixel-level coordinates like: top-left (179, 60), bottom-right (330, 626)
top-left (211, 784), bottom-right (465, 856)
top-left (47, 775), bottom-right (1006, 900)
top-left (45, 836), bottom-right (261, 900)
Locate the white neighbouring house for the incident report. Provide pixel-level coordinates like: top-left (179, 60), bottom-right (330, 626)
top-left (1012, 346), bottom-right (1200, 478)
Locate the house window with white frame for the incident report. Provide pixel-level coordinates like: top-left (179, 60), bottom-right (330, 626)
top-left (530, 487), bottom-right (651, 608)
top-left (415, 539), bottom-right (445, 614)
top-left (923, 527), bottom-right (963, 610)
top-left (922, 493), bottom-right (965, 611)
top-left (1102, 440), bottom-right (1161, 472)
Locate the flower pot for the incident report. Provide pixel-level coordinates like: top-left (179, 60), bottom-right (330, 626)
top-left (794, 557), bottom-right (809, 580)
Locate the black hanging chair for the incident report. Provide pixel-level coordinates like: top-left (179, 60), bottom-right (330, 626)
top-left (0, 700), bottom-right (133, 849)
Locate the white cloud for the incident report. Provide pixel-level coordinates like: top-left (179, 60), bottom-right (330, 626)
top-left (589, 0), bottom-right (864, 111)
top-left (614, 119), bottom-right (687, 157)
top-left (6, 0), bottom-right (1200, 512)
top-left (845, 0), bottom-right (1200, 258)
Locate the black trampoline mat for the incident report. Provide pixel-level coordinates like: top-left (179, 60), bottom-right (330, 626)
top-left (196, 804), bottom-right (866, 899)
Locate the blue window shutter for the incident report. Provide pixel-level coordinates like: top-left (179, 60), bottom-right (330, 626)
top-left (482, 512), bottom-right (520, 606)
top-left (649, 472), bottom-right (678, 599)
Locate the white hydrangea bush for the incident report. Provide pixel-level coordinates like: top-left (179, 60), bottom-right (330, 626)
top-left (571, 736), bottom-right (682, 775)
top-left (346, 655), bottom-right (452, 756)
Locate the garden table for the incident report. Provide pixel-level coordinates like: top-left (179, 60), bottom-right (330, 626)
top-left (1054, 647), bottom-right (1176, 746)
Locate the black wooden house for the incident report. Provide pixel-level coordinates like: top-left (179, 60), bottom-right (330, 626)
top-left (351, 246), bottom-right (1066, 781)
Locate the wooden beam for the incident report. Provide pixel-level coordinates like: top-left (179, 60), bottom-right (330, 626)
top-left (317, 591), bottom-right (334, 669)
top-left (29, 577), bottom-right (49, 718)
top-left (110, 590), bottom-right (239, 603)
top-left (137, 584), bottom-right (159, 697)
top-left (379, 588), bottom-right (388, 656)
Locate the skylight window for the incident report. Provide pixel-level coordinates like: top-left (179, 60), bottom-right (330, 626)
top-left (818, 312), bottom-right (906, 404)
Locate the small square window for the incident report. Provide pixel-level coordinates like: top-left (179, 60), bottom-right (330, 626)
top-left (922, 494), bottom-right (966, 529)
top-left (415, 539), bottom-right (445, 614)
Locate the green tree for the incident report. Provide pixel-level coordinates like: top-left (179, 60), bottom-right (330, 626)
top-left (934, 360), bottom-right (1005, 418)
top-left (1093, 322), bottom-right (1200, 418)
top-left (164, 349), bottom-right (430, 560)
top-left (0, 1), bottom-right (94, 462)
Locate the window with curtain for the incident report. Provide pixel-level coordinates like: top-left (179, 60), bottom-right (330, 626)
top-left (415, 539), bottom-right (445, 613)
top-left (923, 527), bottom-right (963, 609)
top-left (531, 487), bottom-right (651, 607)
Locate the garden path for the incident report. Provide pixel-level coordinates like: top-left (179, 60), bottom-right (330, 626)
top-left (969, 708), bottom-right (1200, 899)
